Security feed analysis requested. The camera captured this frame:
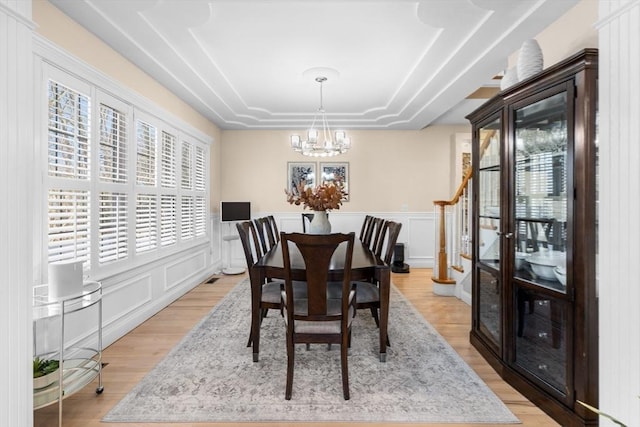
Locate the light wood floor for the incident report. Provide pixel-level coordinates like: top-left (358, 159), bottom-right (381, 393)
top-left (34, 268), bottom-right (560, 427)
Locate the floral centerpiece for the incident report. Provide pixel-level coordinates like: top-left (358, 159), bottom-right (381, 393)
top-left (285, 180), bottom-right (347, 211)
top-left (285, 180), bottom-right (347, 234)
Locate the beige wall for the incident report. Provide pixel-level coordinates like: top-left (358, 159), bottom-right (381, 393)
top-left (32, 0), bottom-right (222, 212)
top-left (220, 126), bottom-right (470, 214)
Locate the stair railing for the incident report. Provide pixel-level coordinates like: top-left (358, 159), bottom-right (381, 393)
top-left (432, 168), bottom-right (473, 284)
top-left (432, 130), bottom-right (495, 284)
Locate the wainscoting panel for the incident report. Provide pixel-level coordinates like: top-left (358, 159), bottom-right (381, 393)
top-left (165, 252), bottom-right (207, 291)
top-left (91, 244), bottom-right (213, 350)
top-left (102, 274), bottom-right (154, 331)
top-left (405, 215), bottom-right (435, 267)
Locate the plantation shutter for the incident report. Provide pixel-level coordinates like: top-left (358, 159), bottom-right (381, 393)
top-left (181, 142), bottom-right (193, 190)
top-left (48, 81), bottom-right (90, 179)
top-left (99, 104), bottom-right (127, 183)
top-left (181, 195), bottom-right (194, 240)
top-left (48, 190), bottom-right (91, 265)
top-left (47, 78), bottom-right (92, 267)
top-left (136, 194), bottom-right (158, 253)
top-left (195, 195), bottom-right (206, 237)
top-left (98, 192), bottom-right (128, 263)
top-left (161, 131), bottom-right (176, 188)
top-left (195, 146), bottom-right (205, 191)
top-left (136, 120), bottom-right (157, 186)
top-left (160, 195), bottom-right (177, 246)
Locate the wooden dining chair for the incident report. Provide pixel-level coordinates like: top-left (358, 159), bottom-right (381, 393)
top-left (359, 215), bottom-right (373, 241)
top-left (280, 232), bottom-right (356, 400)
top-left (370, 218), bottom-right (387, 253)
top-left (354, 221), bottom-right (402, 329)
top-left (363, 217), bottom-right (384, 250)
top-left (253, 217), bottom-right (270, 255)
top-left (254, 216), bottom-right (278, 253)
top-left (267, 215), bottom-right (280, 243)
top-left (236, 220), bottom-right (283, 352)
top-left (301, 213), bottom-right (314, 233)
top-left (301, 212), bottom-right (330, 233)
top-left (376, 220), bottom-right (402, 264)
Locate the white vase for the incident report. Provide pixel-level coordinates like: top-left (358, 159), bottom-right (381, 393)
top-left (308, 211), bottom-right (331, 234)
top-left (517, 39), bottom-right (543, 82)
top-left (500, 66), bottom-right (518, 90)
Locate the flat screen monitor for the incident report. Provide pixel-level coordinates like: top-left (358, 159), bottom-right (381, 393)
top-left (220, 201), bottom-right (251, 222)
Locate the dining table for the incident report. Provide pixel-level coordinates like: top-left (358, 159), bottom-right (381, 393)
top-left (251, 238), bottom-right (391, 362)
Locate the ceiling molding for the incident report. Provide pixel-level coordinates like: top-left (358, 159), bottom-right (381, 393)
top-left (50, 0), bottom-right (580, 129)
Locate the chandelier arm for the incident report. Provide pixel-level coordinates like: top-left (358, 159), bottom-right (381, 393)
top-left (323, 112), bottom-right (332, 148)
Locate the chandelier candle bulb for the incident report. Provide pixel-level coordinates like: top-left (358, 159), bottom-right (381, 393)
top-left (308, 129), bottom-right (318, 143)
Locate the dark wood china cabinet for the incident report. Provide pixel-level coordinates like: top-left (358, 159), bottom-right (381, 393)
top-left (467, 49), bottom-right (598, 426)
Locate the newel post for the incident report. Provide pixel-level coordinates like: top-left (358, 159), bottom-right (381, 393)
top-left (432, 201), bottom-right (455, 290)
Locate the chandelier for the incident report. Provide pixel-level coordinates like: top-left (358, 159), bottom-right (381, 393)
top-left (290, 76), bottom-right (351, 157)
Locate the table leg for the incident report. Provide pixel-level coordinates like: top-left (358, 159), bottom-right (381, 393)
top-left (378, 265), bottom-right (390, 362)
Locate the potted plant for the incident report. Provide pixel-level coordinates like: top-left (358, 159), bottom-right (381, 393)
top-left (33, 356), bottom-right (60, 389)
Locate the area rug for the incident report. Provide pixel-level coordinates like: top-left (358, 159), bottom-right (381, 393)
top-left (103, 279), bottom-right (519, 424)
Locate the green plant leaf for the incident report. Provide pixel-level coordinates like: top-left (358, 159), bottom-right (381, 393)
top-left (33, 357), bottom-right (59, 378)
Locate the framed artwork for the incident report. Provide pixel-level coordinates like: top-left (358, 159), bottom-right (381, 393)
top-left (287, 162), bottom-right (316, 195)
top-left (320, 162), bottom-right (349, 201)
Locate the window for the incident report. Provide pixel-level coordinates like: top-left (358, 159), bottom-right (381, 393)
top-left (42, 64), bottom-right (210, 281)
top-left (160, 195), bottom-right (177, 246)
top-left (48, 81), bottom-right (90, 180)
top-left (195, 146), bottom-right (206, 192)
top-left (136, 194), bottom-right (158, 253)
top-left (96, 93), bottom-right (131, 265)
top-left (161, 131), bottom-right (176, 188)
top-left (98, 192), bottom-right (128, 263)
top-left (99, 103), bottom-right (127, 183)
top-left (195, 195), bottom-right (207, 237)
top-left (181, 196), bottom-right (194, 240)
top-left (181, 141), bottom-right (193, 190)
top-left (136, 119), bottom-right (157, 186)
top-left (47, 78), bottom-right (92, 267)
top-left (48, 189), bottom-right (91, 265)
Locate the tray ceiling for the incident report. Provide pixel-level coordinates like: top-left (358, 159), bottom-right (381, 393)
top-left (49, 0), bottom-right (579, 130)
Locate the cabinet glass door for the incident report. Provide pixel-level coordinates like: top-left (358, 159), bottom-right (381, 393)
top-left (512, 90), bottom-right (571, 400)
top-left (513, 91), bottom-right (568, 293)
top-left (477, 119), bottom-right (501, 348)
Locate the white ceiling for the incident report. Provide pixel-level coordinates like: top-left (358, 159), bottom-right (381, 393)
top-left (49, 0), bottom-right (579, 130)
